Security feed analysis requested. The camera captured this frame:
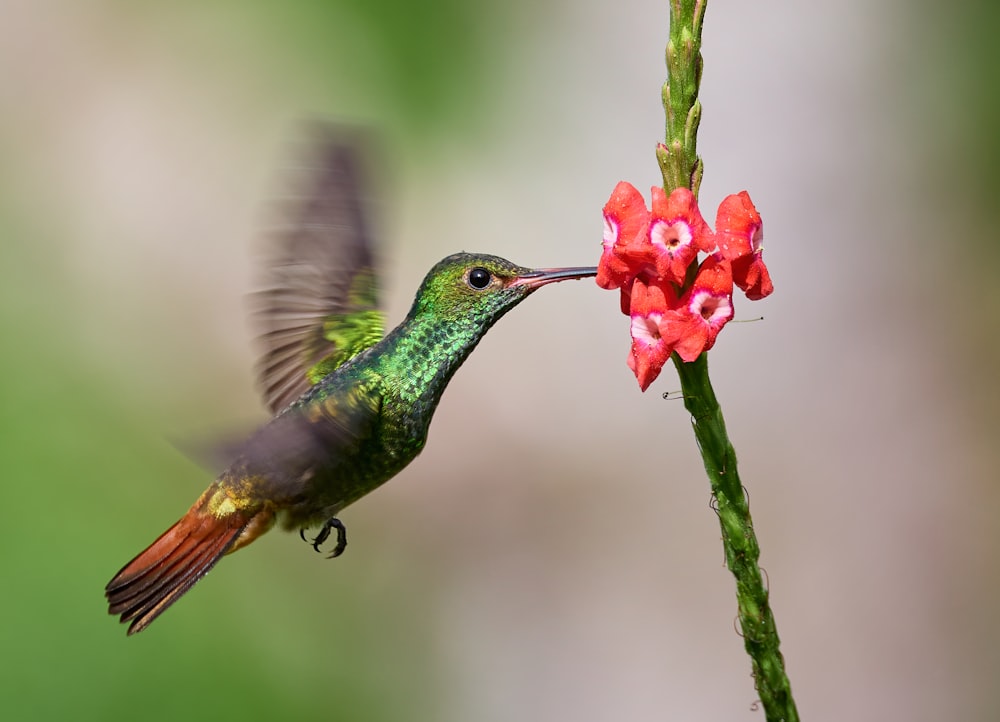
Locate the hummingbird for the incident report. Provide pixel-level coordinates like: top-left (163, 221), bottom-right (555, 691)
top-left (105, 128), bottom-right (597, 635)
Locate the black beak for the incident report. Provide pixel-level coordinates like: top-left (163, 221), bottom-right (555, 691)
top-left (510, 266), bottom-right (598, 290)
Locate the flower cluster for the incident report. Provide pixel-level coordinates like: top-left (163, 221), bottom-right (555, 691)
top-left (597, 181), bottom-right (772, 391)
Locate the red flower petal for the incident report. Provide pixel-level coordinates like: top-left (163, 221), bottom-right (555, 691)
top-left (661, 313), bottom-right (707, 363)
top-left (626, 276), bottom-right (675, 391)
top-left (619, 280), bottom-right (633, 316)
top-left (715, 191), bottom-right (762, 263)
top-left (659, 254), bottom-right (734, 362)
top-left (691, 252), bottom-right (734, 296)
top-left (627, 332), bottom-right (672, 391)
top-left (597, 182), bottom-right (650, 290)
top-left (618, 267), bottom-right (667, 316)
top-left (596, 249), bottom-right (633, 290)
top-left (605, 182), bottom-right (650, 244)
top-left (652, 186), bottom-right (714, 252)
top-left (629, 274), bottom-right (674, 316)
top-left (641, 186), bottom-right (714, 284)
top-left (732, 254), bottom-right (774, 300)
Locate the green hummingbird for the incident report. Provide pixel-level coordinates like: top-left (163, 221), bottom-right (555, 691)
top-left (105, 129), bottom-right (597, 635)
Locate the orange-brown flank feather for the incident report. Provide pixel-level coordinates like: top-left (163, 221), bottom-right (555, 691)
top-left (105, 489), bottom-right (273, 635)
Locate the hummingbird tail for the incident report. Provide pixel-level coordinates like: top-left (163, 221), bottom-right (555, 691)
top-left (105, 491), bottom-right (273, 635)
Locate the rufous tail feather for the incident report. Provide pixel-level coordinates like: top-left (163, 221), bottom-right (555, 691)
top-left (105, 490), bottom-right (271, 635)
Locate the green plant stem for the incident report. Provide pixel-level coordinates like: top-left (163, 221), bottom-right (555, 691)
top-left (661, 2), bottom-right (799, 720)
top-left (672, 356), bottom-right (798, 721)
top-left (658, 0), bottom-right (705, 195)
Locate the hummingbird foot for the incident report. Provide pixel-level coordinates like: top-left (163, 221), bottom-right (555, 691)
top-left (299, 517), bottom-right (347, 558)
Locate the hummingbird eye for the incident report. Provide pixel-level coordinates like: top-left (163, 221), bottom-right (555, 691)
top-left (467, 267), bottom-right (492, 290)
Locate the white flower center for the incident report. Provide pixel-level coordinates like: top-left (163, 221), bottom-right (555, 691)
top-left (689, 291), bottom-right (732, 326)
top-left (751, 223), bottom-right (763, 254)
top-left (630, 313), bottom-right (663, 346)
top-left (603, 215), bottom-right (618, 249)
top-left (650, 219), bottom-right (691, 254)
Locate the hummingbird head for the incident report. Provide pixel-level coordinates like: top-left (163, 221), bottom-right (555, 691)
top-left (410, 252), bottom-right (597, 328)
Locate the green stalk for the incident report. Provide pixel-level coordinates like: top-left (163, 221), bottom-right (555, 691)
top-left (660, 2), bottom-right (799, 719)
top-left (672, 356), bottom-right (798, 721)
top-left (658, 0), bottom-right (705, 195)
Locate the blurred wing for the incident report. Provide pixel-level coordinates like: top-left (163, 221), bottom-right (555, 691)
top-left (238, 379), bottom-right (384, 486)
top-left (252, 127), bottom-right (385, 414)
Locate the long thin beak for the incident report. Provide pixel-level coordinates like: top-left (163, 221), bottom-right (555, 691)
top-left (510, 266), bottom-right (598, 290)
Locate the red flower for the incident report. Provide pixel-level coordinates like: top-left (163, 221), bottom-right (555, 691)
top-left (659, 254), bottom-right (735, 362)
top-left (596, 182), bottom-right (650, 290)
top-left (715, 191), bottom-right (773, 300)
top-left (617, 266), bottom-right (657, 316)
top-left (595, 181), bottom-right (770, 390)
top-left (626, 276), bottom-right (676, 391)
top-left (732, 254), bottom-right (773, 301)
top-left (646, 186), bottom-right (714, 283)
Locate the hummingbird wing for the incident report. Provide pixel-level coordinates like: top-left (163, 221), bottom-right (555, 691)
top-left (252, 127), bottom-right (385, 415)
top-left (236, 378), bottom-right (384, 497)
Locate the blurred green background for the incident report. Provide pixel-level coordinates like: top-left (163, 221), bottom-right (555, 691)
top-left (2, 1), bottom-right (1000, 720)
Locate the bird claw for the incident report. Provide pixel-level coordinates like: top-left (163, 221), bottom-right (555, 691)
top-left (299, 517), bottom-right (347, 558)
